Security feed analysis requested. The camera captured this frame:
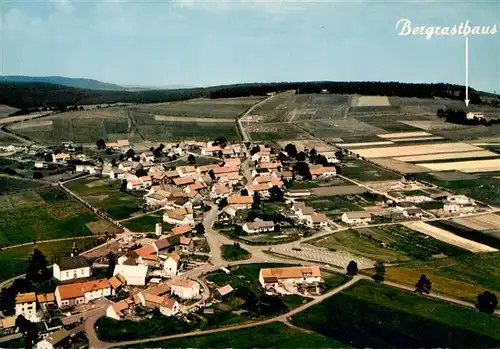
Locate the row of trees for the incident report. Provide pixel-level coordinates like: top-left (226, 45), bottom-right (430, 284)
top-left (345, 261), bottom-right (498, 314)
top-left (436, 108), bottom-right (499, 126)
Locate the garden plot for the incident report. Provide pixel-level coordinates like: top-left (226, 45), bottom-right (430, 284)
top-left (394, 150), bottom-right (499, 163)
top-left (350, 142), bottom-right (482, 159)
top-left (270, 245), bottom-right (375, 269)
top-left (275, 139), bottom-right (332, 151)
top-left (430, 171), bottom-right (479, 181)
top-left (418, 159), bottom-right (500, 173)
top-left (310, 185), bottom-right (367, 196)
top-left (403, 221), bottom-right (497, 253)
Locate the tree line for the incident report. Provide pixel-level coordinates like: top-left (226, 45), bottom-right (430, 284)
top-left (1, 80), bottom-right (486, 110)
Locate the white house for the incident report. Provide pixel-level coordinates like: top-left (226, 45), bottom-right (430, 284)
top-left (113, 264), bottom-right (149, 286)
top-left (15, 293), bottom-right (41, 323)
top-left (53, 256), bottom-right (92, 282)
top-left (163, 252), bottom-right (181, 276)
top-left (75, 163), bottom-right (97, 174)
top-left (443, 202), bottom-right (476, 215)
top-left (137, 293), bottom-right (180, 317)
top-left (109, 169), bottom-right (126, 180)
top-left (36, 329), bottom-right (71, 349)
top-left (447, 195), bottom-right (473, 205)
top-left (170, 278), bottom-right (201, 300)
top-left (54, 279), bottom-right (114, 308)
top-left (258, 266), bottom-right (322, 293)
top-left (227, 195), bottom-right (254, 209)
top-left (163, 208), bottom-right (194, 226)
top-left (304, 213), bottom-right (329, 228)
top-left (341, 211), bottom-right (372, 225)
top-left (176, 165), bottom-right (197, 178)
top-left (242, 219), bottom-right (275, 234)
top-left (286, 189), bottom-right (311, 198)
top-left (140, 152), bottom-right (155, 163)
top-left (34, 161), bottom-right (47, 169)
top-left (118, 161), bottom-right (136, 172)
top-left (402, 208), bottom-right (423, 219)
top-left (52, 153), bottom-right (70, 163)
top-left (322, 151), bottom-right (340, 164)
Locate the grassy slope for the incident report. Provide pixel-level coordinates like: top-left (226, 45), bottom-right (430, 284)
top-left (122, 213), bottom-right (172, 233)
top-left (120, 322), bottom-right (345, 349)
top-left (291, 280), bottom-right (500, 348)
top-left (0, 237), bottom-right (100, 281)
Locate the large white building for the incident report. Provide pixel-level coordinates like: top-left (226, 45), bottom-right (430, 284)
top-left (15, 292), bottom-right (41, 323)
top-left (341, 211), bottom-right (372, 225)
top-left (113, 263), bottom-right (149, 286)
top-left (170, 278), bottom-right (201, 300)
top-left (53, 256), bottom-right (92, 282)
top-left (258, 266), bottom-right (322, 294)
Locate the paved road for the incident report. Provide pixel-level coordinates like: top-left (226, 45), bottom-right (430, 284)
top-left (241, 157), bottom-right (253, 185)
top-left (237, 93), bottom-right (281, 142)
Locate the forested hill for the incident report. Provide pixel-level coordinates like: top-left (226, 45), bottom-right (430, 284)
top-left (0, 80), bottom-right (482, 110)
top-left (0, 76), bottom-right (125, 91)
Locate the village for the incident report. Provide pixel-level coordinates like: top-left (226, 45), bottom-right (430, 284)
top-left (0, 136), bottom-right (495, 349)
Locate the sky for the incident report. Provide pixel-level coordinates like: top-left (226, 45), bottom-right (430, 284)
top-left (1, 0), bottom-right (499, 92)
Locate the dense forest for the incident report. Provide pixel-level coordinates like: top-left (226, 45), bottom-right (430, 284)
top-left (0, 80), bottom-right (486, 110)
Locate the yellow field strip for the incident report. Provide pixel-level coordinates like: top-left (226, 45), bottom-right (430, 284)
top-left (404, 221), bottom-right (497, 253)
top-left (154, 115), bottom-right (235, 123)
top-left (378, 131), bottom-right (432, 139)
top-left (418, 158), bottom-right (500, 172)
top-left (350, 142), bottom-right (482, 159)
top-left (393, 150), bottom-right (499, 162)
top-left (390, 136), bottom-right (444, 142)
top-left (337, 141), bottom-right (394, 148)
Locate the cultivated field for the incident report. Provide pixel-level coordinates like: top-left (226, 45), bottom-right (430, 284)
top-left (340, 159), bottom-right (402, 181)
top-left (385, 252), bottom-right (500, 302)
top-left (312, 224), bottom-right (468, 263)
top-left (453, 214), bottom-right (500, 238)
top-left (403, 221), bottom-right (497, 253)
top-left (399, 120), bottom-right (467, 131)
top-left (65, 176), bottom-right (142, 220)
top-left (378, 131), bottom-right (432, 139)
top-left (394, 150), bottom-right (499, 162)
top-left (153, 115), bottom-right (234, 123)
top-left (417, 159), bottom-right (500, 173)
top-left (391, 136), bottom-right (445, 142)
top-left (350, 142), bottom-right (482, 159)
top-left (0, 186), bottom-right (117, 247)
top-left (291, 281), bottom-right (500, 348)
top-left (0, 104), bottom-right (19, 117)
top-left (370, 158), bottom-right (429, 174)
top-left (428, 220), bottom-right (500, 249)
top-left (430, 171), bottom-right (479, 181)
top-left (310, 185), bottom-right (367, 196)
top-left (338, 140), bottom-right (394, 147)
top-left (351, 95), bottom-right (391, 107)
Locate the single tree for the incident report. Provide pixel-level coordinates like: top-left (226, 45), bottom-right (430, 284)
top-left (120, 179), bottom-right (127, 192)
top-left (153, 144), bottom-right (165, 158)
top-left (277, 152), bottom-right (289, 162)
top-left (106, 252), bottom-right (116, 278)
top-left (293, 162), bottom-right (312, 180)
top-left (415, 274), bottom-right (432, 294)
top-left (111, 159), bottom-right (117, 167)
top-left (346, 260), bottom-right (358, 276)
top-left (268, 185), bottom-right (284, 202)
top-left (241, 188), bottom-right (249, 196)
top-left (208, 169), bottom-right (216, 180)
top-left (195, 222), bottom-right (205, 235)
top-left (476, 291), bottom-right (498, 314)
top-left (149, 147), bottom-right (155, 152)
top-left (218, 197), bottom-right (228, 210)
top-left (296, 151), bottom-right (307, 162)
top-left (233, 224), bottom-right (246, 236)
top-left (15, 315), bottom-right (38, 349)
top-left (334, 150), bottom-right (344, 161)
top-left (250, 145), bottom-right (261, 156)
top-left (97, 157), bottom-right (104, 164)
top-left (372, 261), bottom-right (385, 283)
top-left (96, 138), bottom-right (106, 150)
top-left (25, 248), bottom-right (50, 283)
top-left (188, 154), bottom-right (196, 164)
top-left (284, 144), bottom-right (298, 158)
top-left (136, 168), bottom-right (148, 177)
top-left (217, 150), bottom-right (224, 159)
top-left (125, 148), bottom-right (135, 159)
top-left (251, 191), bottom-right (261, 210)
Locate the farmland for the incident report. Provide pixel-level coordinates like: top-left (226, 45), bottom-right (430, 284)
top-left (384, 252), bottom-right (500, 302)
top-left (304, 192), bottom-right (385, 218)
top-left (7, 96), bottom-right (263, 144)
top-left (311, 224), bottom-right (470, 263)
top-left (0, 237), bottom-right (101, 281)
top-left (65, 176), bottom-right (143, 220)
top-left (291, 281), bottom-right (500, 348)
top-left (122, 213), bottom-right (173, 233)
top-left (340, 158), bottom-right (401, 181)
top-left (121, 322), bottom-right (343, 349)
top-left (428, 220), bottom-right (500, 249)
top-left (417, 158), bottom-right (500, 173)
top-left (349, 142), bottom-right (482, 159)
top-left (0, 176), bottom-right (43, 194)
top-left (0, 186), bottom-right (118, 247)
